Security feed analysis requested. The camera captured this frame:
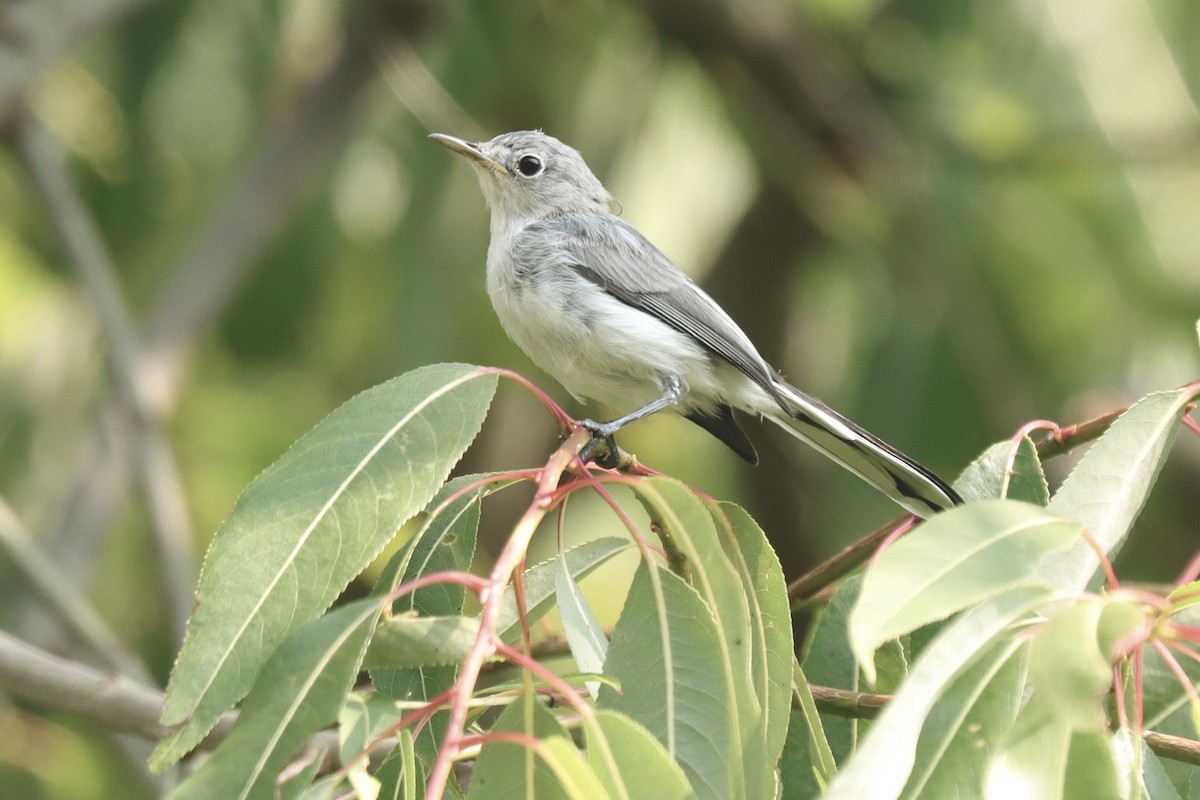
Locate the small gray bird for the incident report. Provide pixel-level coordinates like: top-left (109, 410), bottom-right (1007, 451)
top-left (432, 130), bottom-right (961, 518)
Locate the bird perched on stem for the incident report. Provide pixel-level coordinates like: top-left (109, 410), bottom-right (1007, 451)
top-left (432, 129), bottom-right (961, 518)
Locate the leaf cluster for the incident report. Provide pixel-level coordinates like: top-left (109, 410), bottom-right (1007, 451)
top-left (155, 362), bottom-right (1200, 799)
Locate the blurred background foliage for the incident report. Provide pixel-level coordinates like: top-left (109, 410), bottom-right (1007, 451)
top-left (1, 0), bottom-right (1198, 795)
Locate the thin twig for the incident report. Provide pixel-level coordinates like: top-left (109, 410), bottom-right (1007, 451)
top-left (16, 114), bottom-right (196, 643)
top-left (802, 680), bottom-right (1200, 766)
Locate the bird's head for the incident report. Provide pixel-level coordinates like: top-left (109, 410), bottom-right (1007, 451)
top-left (431, 130), bottom-right (613, 220)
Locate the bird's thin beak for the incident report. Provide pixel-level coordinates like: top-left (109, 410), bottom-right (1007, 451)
top-left (429, 133), bottom-right (508, 175)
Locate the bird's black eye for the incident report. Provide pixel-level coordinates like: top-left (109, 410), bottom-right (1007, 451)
top-left (516, 154), bottom-right (543, 176)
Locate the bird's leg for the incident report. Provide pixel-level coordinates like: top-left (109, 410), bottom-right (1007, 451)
top-left (578, 376), bottom-right (685, 467)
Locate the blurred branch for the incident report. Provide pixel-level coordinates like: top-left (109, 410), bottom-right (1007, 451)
top-left (17, 114), bottom-right (196, 644)
top-left (0, 496), bottom-right (149, 683)
top-left (0, 0), bottom-right (159, 126)
top-left (18, 0), bottom-right (439, 643)
top-left (141, 0), bottom-right (439, 390)
top-left (0, 628), bottom-right (189, 742)
top-left (0, 629), bottom-right (387, 764)
top-left (375, 40), bottom-right (479, 139)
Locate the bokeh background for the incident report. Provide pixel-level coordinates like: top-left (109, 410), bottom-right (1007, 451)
top-left (1, 0), bottom-right (1198, 795)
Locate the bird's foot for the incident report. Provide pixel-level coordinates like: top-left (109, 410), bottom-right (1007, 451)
top-left (577, 419), bottom-right (625, 469)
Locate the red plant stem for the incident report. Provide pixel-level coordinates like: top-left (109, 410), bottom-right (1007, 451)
top-left (458, 730), bottom-right (542, 751)
top-left (1184, 413), bottom-right (1200, 437)
top-left (388, 570), bottom-right (490, 604)
top-left (360, 685), bottom-right (459, 760)
top-left (1151, 639), bottom-right (1200, 713)
top-left (424, 428), bottom-right (591, 800)
top-left (1162, 638), bottom-right (1200, 666)
top-left (493, 368), bottom-right (576, 430)
top-left (1171, 623), bottom-right (1200, 642)
top-left (1079, 527), bottom-right (1121, 590)
top-left (492, 640), bottom-right (590, 716)
top-left (1005, 420), bottom-right (1059, 495)
top-left (871, 516), bottom-right (917, 564)
top-left (1175, 552), bottom-right (1200, 587)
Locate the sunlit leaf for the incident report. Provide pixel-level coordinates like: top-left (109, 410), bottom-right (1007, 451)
top-left (155, 365), bottom-right (497, 768)
top-left (792, 663), bottom-right (837, 788)
top-left (714, 501), bottom-right (794, 766)
top-left (375, 730), bottom-right (423, 800)
top-left (798, 575), bottom-right (863, 784)
top-left (496, 537), bottom-right (632, 641)
top-left (1167, 581), bottom-right (1200, 614)
top-left (1028, 599), bottom-right (1114, 731)
top-left (1114, 729), bottom-right (1183, 800)
top-left (827, 586), bottom-right (1050, 800)
top-left (556, 554), bottom-right (608, 699)
top-left (338, 691), bottom-right (403, 767)
top-left (630, 478), bottom-right (768, 798)
top-left (850, 500), bottom-right (1078, 680)
top-left (1039, 384), bottom-right (1200, 592)
top-left (900, 638), bottom-right (1025, 799)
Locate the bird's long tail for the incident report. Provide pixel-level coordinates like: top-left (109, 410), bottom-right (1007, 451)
top-left (763, 381), bottom-right (961, 518)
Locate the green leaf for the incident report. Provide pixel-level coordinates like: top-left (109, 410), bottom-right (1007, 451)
top-left (630, 479), bottom-right (769, 799)
top-left (1114, 729), bottom-right (1183, 800)
top-left (467, 691), bottom-right (606, 799)
top-left (799, 575), bottom-right (863, 781)
top-left (338, 691), bottom-right (404, 767)
top-left (955, 436), bottom-right (1049, 505)
top-left (369, 472), bottom-right (493, 762)
top-left (1167, 581), bottom-right (1200, 613)
top-left (497, 536), bottom-right (632, 642)
top-left (986, 702), bottom-right (1070, 799)
top-left (850, 500), bottom-right (1078, 680)
top-left (587, 711), bottom-right (694, 800)
top-left (1028, 600), bottom-right (1112, 731)
top-left (714, 501), bottom-right (794, 766)
top-left (599, 562), bottom-right (737, 800)
top-left (792, 662), bottom-right (837, 788)
top-left (375, 730), bottom-right (423, 800)
top-left (169, 597), bottom-right (383, 800)
top-left (1039, 384), bottom-right (1200, 592)
top-left (900, 637), bottom-right (1025, 799)
top-left (155, 364), bottom-right (496, 768)
top-left (1064, 731), bottom-right (1124, 800)
top-left (556, 553), bottom-right (607, 698)
top-left (277, 748), bottom-right (325, 800)
top-left (827, 586), bottom-right (1050, 800)
top-left (364, 614), bottom-right (481, 668)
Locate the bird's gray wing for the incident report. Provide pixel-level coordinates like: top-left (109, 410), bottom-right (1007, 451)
top-left (542, 214), bottom-right (778, 391)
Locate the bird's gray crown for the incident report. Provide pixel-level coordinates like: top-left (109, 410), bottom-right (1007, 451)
top-left (462, 130), bottom-right (613, 219)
